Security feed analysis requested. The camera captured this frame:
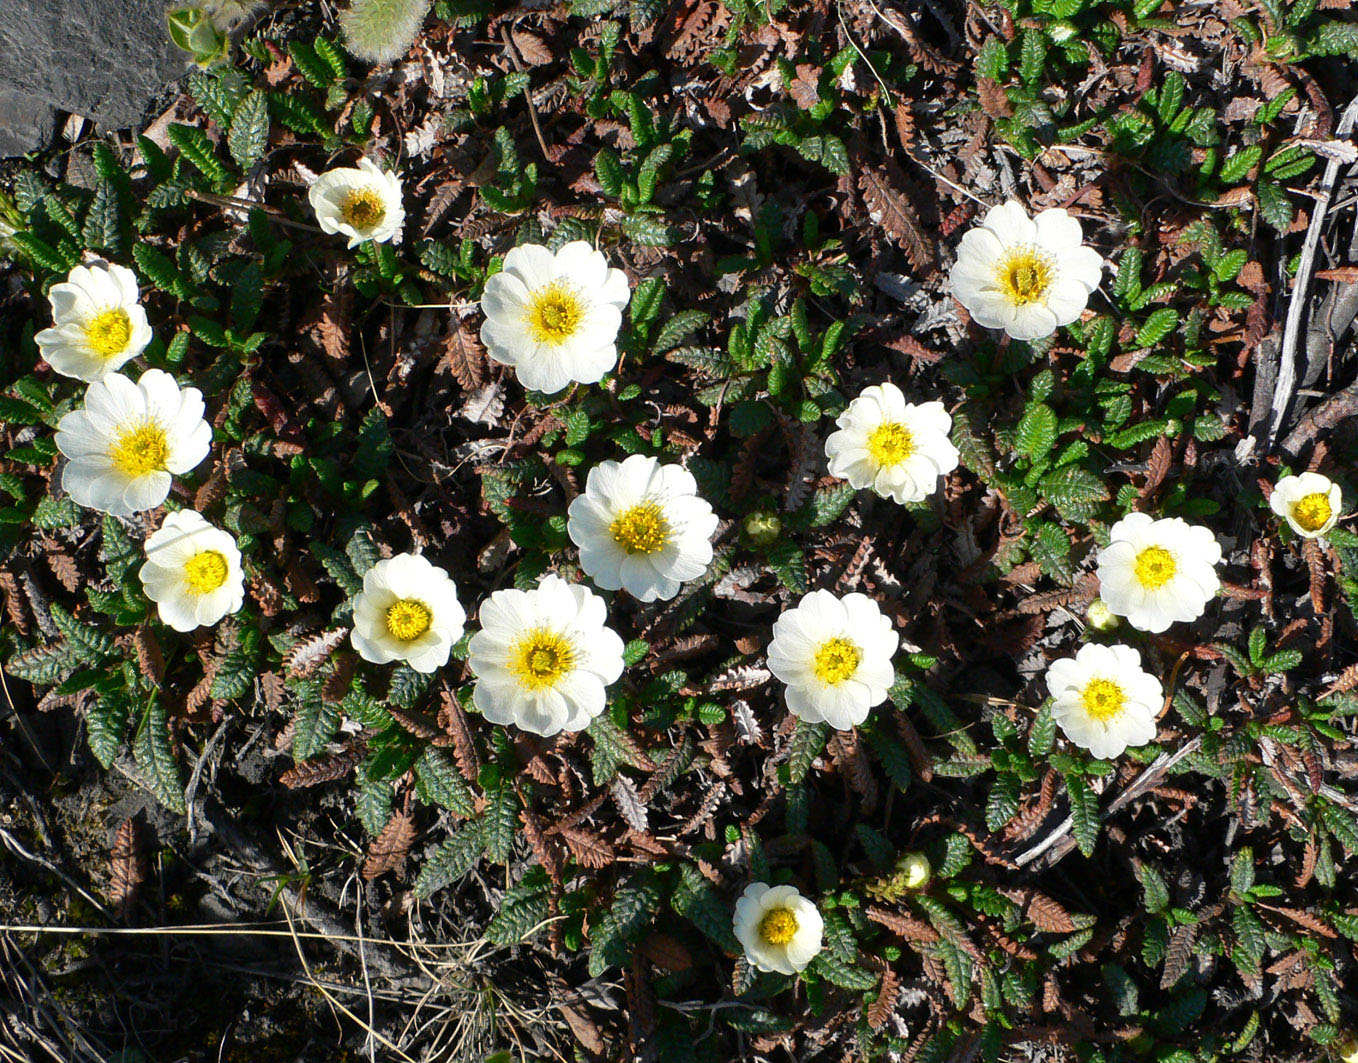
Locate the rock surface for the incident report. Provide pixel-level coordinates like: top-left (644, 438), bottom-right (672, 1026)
top-left (0, 0), bottom-right (187, 156)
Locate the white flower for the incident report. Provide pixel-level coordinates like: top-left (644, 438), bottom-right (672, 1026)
top-left (55, 369), bottom-right (211, 517)
top-left (1046, 643), bottom-right (1162, 759)
top-left (567, 455), bottom-right (719, 602)
top-left (1270, 472), bottom-right (1341, 539)
top-left (478, 241), bottom-right (630, 394)
top-left (767, 590), bottom-right (898, 730)
top-left (949, 200), bottom-right (1104, 341)
top-left (140, 510), bottom-right (244, 631)
top-left (1096, 513), bottom-right (1222, 633)
top-left (308, 158), bottom-right (405, 248)
top-left (732, 882), bottom-right (824, 975)
top-left (825, 382), bottom-right (959, 504)
top-left (34, 263), bottom-right (152, 382)
top-left (467, 573), bottom-right (625, 736)
top-left (350, 553), bottom-right (466, 673)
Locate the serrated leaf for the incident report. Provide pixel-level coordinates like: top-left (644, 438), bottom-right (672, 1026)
top-left (414, 747), bottom-right (477, 817)
top-left (1015, 403), bottom-right (1057, 459)
top-left (485, 868), bottom-right (552, 944)
top-left (133, 698), bottom-right (186, 813)
top-left (228, 91), bottom-right (270, 171)
top-left (1067, 773), bottom-right (1099, 856)
top-left (414, 818), bottom-right (485, 898)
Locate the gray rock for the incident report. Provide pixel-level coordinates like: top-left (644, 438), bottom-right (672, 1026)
top-left (0, 0), bottom-right (188, 157)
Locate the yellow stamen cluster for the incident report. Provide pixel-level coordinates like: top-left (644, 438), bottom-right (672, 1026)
top-left (1133, 546), bottom-right (1176, 590)
top-left (1292, 492), bottom-right (1333, 532)
top-left (758, 907), bottom-right (799, 945)
top-left (109, 423), bottom-right (170, 478)
top-left (610, 502), bottom-right (669, 555)
top-left (813, 637), bottom-right (861, 686)
top-left (340, 187), bottom-right (387, 230)
top-left (385, 599), bottom-right (432, 641)
top-left (997, 248), bottom-right (1055, 307)
top-left (85, 308), bottom-right (132, 358)
top-left (525, 284), bottom-right (584, 345)
top-left (866, 421), bottom-right (914, 468)
top-left (1081, 678), bottom-right (1126, 722)
top-left (183, 550), bottom-right (229, 594)
top-left (510, 629), bottom-right (576, 689)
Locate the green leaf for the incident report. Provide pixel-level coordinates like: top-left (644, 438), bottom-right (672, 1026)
top-left (228, 91), bottom-right (270, 171)
top-left (168, 123), bottom-right (229, 185)
top-left (414, 819), bottom-right (485, 898)
top-left (594, 149), bottom-right (624, 197)
top-left (788, 719), bottom-right (829, 784)
top-left (49, 603), bottom-right (116, 661)
top-left (1255, 178), bottom-right (1293, 232)
top-left (414, 747), bottom-right (477, 818)
top-left (482, 778), bottom-right (520, 863)
top-left (1217, 144), bottom-right (1262, 185)
top-left (1015, 403), bottom-right (1057, 459)
top-left (82, 177), bottom-right (126, 255)
top-left (589, 874), bottom-right (662, 976)
top-left (289, 39), bottom-right (336, 89)
top-left (87, 691), bottom-right (131, 768)
top-left (621, 214), bottom-right (676, 247)
top-left (1040, 465), bottom-right (1109, 520)
top-left (1031, 522), bottom-right (1073, 583)
top-left (767, 539), bottom-right (806, 593)
top-left (1066, 774), bottom-right (1099, 856)
top-left (936, 938), bottom-right (973, 1008)
top-left (1132, 307), bottom-right (1179, 349)
top-left (291, 682), bottom-right (340, 761)
top-left (485, 868), bottom-right (552, 944)
top-left (653, 310), bottom-right (709, 354)
top-left (210, 628), bottom-right (260, 700)
top-left (811, 949), bottom-right (878, 990)
top-left (1138, 863), bottom-right (1170, 914)
top-left (133, 698), bottom-right (186, 813)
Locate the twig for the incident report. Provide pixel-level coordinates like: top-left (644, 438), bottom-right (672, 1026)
top-left (184, 188), bottom-right (326, 234)
top-left (501, 26), bottom-right (552, 164)
top-left (0, 826), bottom-right (117, 922)
top-left (1245, 93), bottom-right (1358, 460)
top-left (1014, 736), bottom-right (1204, 868)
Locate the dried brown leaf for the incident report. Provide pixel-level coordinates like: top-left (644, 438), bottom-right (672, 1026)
top-left (859, 167), bottom-right (931, 271)
top-left (362, 810), bottom-right (416, 880)
top-left (109, 817), bottom-right (147, 917)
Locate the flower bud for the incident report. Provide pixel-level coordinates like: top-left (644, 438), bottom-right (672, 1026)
top-left (742, 509), bottom-right (782, 548)
top-left (1085, 598), bottom-right (1119, 632)
top-left (898, 852), bottom-right (931, 890)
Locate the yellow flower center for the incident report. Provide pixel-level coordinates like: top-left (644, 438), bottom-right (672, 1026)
top-left (385, 598), bottom-right (432, 641)
top-left (340, 187), bottom-right (387, 230)
top-left (85, 308), bottom-right (132, 358)
top-left (510, 629), bottom-right (576, 690)
top-left (1133, 546), bottom-right (1176, 590)
top-left (1291, 492), bottom-right (1333, 533)
top-left (996, 248), bottom-right (1055, 307)
top-left (758, 907), bottom-right (799, 946)
top-left (183, 550), bottom-right (229, 594)
top-left (1081, 677), bottom-right (1126, 723)
top-left (866, 421), bottom-right (914, 468)
top-left (813, 636), bottom-right (861, 686)
top-left (610, 502), bottom-right (669, 555)
top-left (524, 283), bottom-right (584, 346)
top-left (109, 423), bottom-right (170, 478)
